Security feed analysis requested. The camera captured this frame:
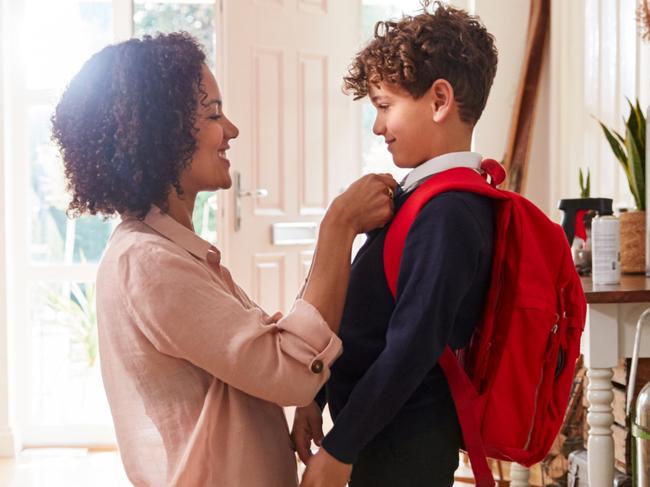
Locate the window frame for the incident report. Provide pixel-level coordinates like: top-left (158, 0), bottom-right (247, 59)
top-left (4, 0), bottom-right (133, 448)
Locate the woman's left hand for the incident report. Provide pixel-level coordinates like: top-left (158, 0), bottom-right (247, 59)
top-left (299, 448), bottom-right (352, 487)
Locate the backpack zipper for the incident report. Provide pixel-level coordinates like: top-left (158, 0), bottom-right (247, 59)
top-left (524, 317), bottom-right (560, 449)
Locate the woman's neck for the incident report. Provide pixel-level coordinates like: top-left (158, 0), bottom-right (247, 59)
top-left (165, 189), bottom-right (197, 231)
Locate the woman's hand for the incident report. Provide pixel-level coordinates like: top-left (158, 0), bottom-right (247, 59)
top-left (328, 173), bottom-right (397, 234)
top-left (301, 173), bottom-right (397, 334)
top-left (291, 402), bottom-right (324, 464)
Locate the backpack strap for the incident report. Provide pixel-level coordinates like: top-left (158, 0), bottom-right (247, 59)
top-left (384, 164), bottom-right (505, 296)
top-left (383, 162), bottom-right (505, 487)
top-left (439, 347), bottom-right (495, 487)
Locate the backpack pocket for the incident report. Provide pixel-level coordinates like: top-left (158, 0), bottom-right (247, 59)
top-left (481, 304), bottom-right (563, 452)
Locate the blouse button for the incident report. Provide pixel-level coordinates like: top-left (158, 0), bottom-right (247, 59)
top-left (310, 360), bottom-right (324, 374)
top-left (206, 247), bottom-right (221, 267)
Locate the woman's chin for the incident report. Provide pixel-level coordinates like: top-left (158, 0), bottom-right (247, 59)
top-left (220, 177), bottom-right (232, 189)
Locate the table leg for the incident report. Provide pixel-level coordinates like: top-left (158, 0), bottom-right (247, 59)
top-left (509, 463), bottom-right (530, 486)
top-left (587, 367), bottom-right (615, 487)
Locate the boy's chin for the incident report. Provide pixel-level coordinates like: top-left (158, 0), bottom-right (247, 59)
top-left (392, 156), bottom-right (420, 169)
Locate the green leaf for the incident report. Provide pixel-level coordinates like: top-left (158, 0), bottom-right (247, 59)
top-left (579, 169), bottom-right (584, 193)
top-left (579, 168), bottom-right (591, 198)
top-left (627, 99), bottom-right (645, 156)
top-left (597, 99), bottom-right (646, 210)
top-left (627, 100), bottom-right (639, 142)
top-left (613, 129), bottom-right (626, 146)
top-left (598, 121), bottom-right (628, 165)
top-left (636, 99), bottom-right (646, 145)
top-left (625, 124), bottom-right (644, 210)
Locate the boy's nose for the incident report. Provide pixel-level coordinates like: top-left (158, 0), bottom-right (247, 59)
top-left (372, 117), bottom-right (384, 136)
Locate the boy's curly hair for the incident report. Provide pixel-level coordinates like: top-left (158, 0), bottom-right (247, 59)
top-left (51, 32), bottom-right (207, 218)
top-left (344, 0), bottom-right (498, 125)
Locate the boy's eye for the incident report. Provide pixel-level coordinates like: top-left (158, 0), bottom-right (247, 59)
top-left (378, 104), bottom-right (389, 111)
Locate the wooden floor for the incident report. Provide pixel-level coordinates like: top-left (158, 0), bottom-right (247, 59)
top-left (0, 449), bottom-right (130, 486)
top-left (0, 449), bottom-right (475, 486)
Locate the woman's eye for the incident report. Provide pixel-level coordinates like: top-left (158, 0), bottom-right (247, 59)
top-left (208, 115), bottom-right (222, 121)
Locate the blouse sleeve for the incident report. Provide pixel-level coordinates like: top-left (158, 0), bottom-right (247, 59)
top-left (117, 242), bottom-right (342, 407)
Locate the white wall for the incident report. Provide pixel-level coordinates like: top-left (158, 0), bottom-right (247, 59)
top-left (469, 0), bottom-right (552, 215)
top-left (527, 44), bottom-right (551, 213)
top-left (472, 0), bottom-right (530, 165)
top-left (442, 1), bottom-right (555, 214)
top-left (0, 0), bottom-right (19, 458)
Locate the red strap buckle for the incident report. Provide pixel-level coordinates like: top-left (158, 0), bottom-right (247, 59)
top-left (480, 159), bottom-right (506, 187)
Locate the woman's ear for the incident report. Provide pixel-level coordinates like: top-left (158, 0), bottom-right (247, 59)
top-left (428, 79), bottom-right (455, 123)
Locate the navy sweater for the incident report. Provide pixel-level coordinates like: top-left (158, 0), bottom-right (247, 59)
top-left (320, 189), bottom-right (495, 464)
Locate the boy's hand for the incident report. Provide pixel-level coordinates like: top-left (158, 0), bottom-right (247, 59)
top-left (300, 448), bottom-right (352, 487)
top-left (291, 402), bottom-right (324, 464)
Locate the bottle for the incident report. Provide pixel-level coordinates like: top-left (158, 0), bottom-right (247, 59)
top-left (591, 214), bottom-right (621, 285)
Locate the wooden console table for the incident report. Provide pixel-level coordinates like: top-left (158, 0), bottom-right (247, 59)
top-left (581, 275), bottom-right (650, 486)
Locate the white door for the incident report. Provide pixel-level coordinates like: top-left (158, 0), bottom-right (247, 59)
top-left (216, 0), bottom-right (361, 314)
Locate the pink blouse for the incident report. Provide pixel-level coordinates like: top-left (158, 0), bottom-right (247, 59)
top-left (96, 207), bottom-right (342, 486)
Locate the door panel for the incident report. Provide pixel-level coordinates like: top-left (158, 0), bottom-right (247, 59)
top-left (217, 0), bottom-right (361, 313)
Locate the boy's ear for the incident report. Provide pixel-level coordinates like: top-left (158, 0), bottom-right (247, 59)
top-left (428, 79), bottom-right (455, 123)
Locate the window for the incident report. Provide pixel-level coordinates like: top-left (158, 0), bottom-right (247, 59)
top-left (6, 0), bottom-right (216, 447)
top-left (11, 0), bottom-right (116, 446)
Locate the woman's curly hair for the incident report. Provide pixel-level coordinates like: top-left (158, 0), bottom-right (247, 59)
top-left (344, 0), bottom-right (498, 125)
top-left (51, 32), bottom-right (207, 218)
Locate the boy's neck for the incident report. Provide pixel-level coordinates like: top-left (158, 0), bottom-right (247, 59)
top-left (417, 134), bottom-right (473, 167)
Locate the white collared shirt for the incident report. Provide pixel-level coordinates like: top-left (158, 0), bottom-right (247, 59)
top-left (401, 151), bottom-right (483, 193)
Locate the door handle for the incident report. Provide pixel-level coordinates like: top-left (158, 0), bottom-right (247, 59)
top-left (234, 171), bottom-right (268, 231)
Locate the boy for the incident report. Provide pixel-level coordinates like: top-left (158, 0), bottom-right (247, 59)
top-left (293, 2), bottom-right (498, 486)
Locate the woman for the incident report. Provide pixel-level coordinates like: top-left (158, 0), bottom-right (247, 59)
top-left (51, 32), bottom-right (396, 486)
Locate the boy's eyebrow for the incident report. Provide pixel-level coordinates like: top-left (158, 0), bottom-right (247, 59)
top-left (370, 95), bottom-right (387, 103)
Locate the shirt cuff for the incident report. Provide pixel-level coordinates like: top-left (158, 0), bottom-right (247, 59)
top-left (276, 299), bottom-right (342, 372)
top-left (321, 424), bottom-right (360, 464)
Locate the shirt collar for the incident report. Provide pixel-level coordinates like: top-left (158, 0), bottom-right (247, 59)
top-left (135, 206), bottom-right (220, 263)
top-left (401, 151), bottom-right (483, 193)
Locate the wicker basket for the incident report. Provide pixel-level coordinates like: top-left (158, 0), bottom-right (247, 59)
top-left (620, 210), bottom-right (646, 274)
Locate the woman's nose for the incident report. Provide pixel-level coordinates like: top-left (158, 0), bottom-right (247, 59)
top-left (225, 117), bottom-right (239, 140)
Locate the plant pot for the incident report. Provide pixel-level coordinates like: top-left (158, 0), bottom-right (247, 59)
top-left (621, 210), bottom-right (646, 274)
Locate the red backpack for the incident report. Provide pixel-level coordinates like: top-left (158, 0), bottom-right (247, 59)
top-left (383, 160), bottom-right (586, 487)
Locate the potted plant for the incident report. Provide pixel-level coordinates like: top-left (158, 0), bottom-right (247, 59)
top-left (46, 281), bottom-right (98, 368)
top-left (597, 98), bottom-right (646, 273)
top-left (579, 168), bottom-right (591, 198)
top-left (568, 169), bottom-right (593, 276)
